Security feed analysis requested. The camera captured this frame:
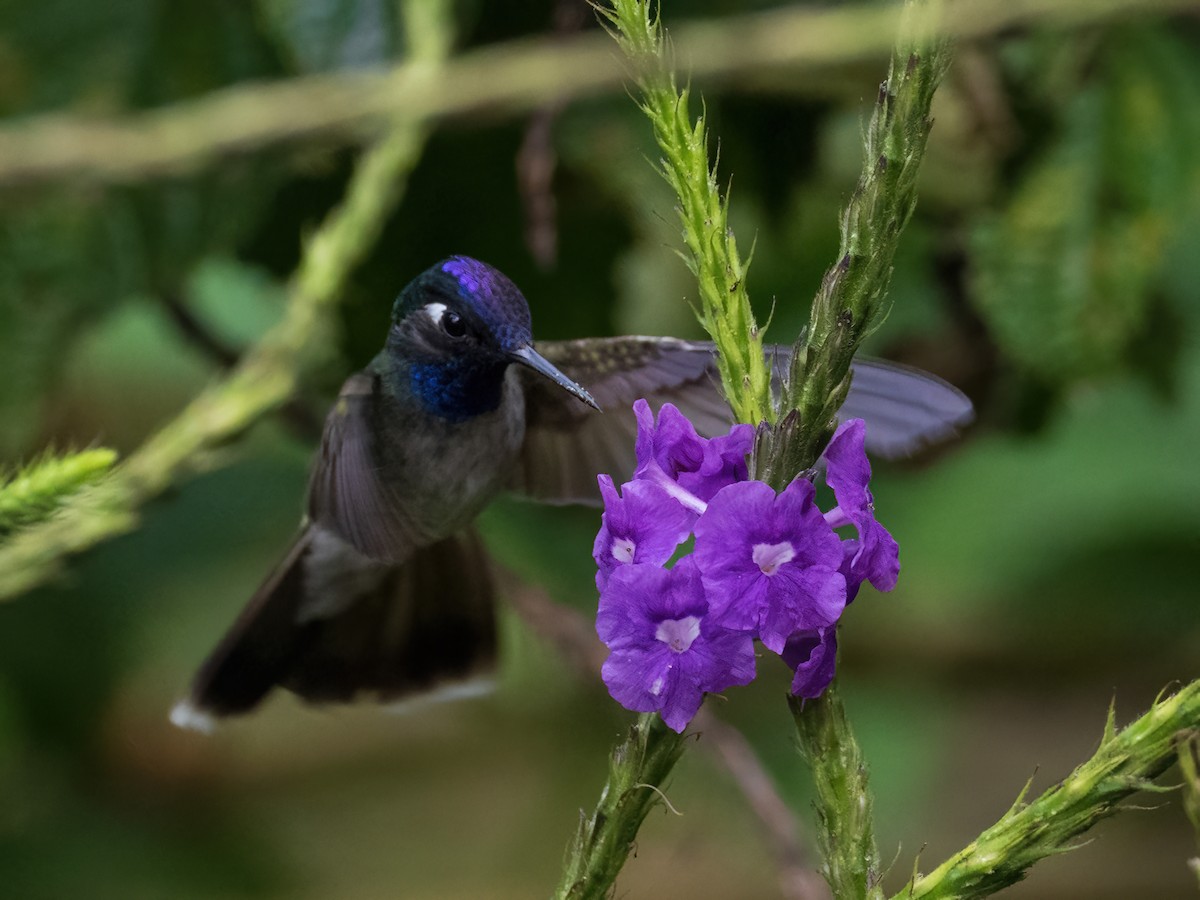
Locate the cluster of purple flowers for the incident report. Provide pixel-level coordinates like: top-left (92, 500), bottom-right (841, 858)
top-left (594, 401), bottom-right (899, 733)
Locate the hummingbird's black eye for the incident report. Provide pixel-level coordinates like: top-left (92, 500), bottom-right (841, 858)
top-left (441, 309), bottom-right (467, 339)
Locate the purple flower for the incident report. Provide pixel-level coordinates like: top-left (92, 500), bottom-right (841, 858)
top-left (823, 419), bottom-right (900, 600)
top-left (781, 627), bottom-right (838, 699)
top-left (693, 479), bottom-right (846, 653)
top-left (633, 400), bottom-right (753, 506)
top-left (597, 559), bottom-right (757, 733)
top-left (593, 475), bottom-right (694, 591)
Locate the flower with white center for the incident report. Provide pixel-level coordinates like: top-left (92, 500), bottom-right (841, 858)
top-left (592, 475), bottom-right (693, 591)
top-left (694, 479), bottom-right (846, 653)
top-left (596, 560), bottom-right (756, 733)
top-left (752, 542), bottom-right (796, 576)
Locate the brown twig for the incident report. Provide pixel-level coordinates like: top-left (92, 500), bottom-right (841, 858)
top-left (515, 0), bottom-right (591, 269)
top-left (517, 106), bottom-right (563, 270)
top-left (161, 290), bottom-right (241, 368)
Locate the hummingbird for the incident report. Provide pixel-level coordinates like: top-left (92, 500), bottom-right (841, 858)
top-left (171, 255), bottom-right (972, 731)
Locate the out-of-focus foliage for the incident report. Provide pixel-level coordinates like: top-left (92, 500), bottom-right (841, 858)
top-left (972, 27), bottom-right (1200, 386)
top-left (0, 0), bottom-right (1197, 898)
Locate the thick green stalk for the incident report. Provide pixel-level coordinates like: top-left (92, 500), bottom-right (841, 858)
top-left (553, 714), bottom-right (687, 899)
top-left (601, 0), bottom-right (772, 427)
top-left (552, 3), bottom-right (772, 895)
top-left (0, 0), bottom-right (451, 601)
top-left (773, 5), bottom-right (949, 899)
top-left (898, 682), bottom-right (1200, 898)
top-left (759, 1), bottom-right (951, 484)
top-left (790, 692), bottom-right (884, 900)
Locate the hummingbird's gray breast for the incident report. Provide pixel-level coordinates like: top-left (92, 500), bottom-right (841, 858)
top-left (378, 367), bottom-right (526, 542)
top-left (305, 364), bottom-right (526, 566)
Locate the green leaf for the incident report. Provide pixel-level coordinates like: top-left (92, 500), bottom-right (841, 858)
top-left (0, 199), bottom-right (127, 456)
top-left (971, 26), bottom-right (1200, 384)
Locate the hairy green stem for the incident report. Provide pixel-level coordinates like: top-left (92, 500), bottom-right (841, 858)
top-left (0, 449), bottom-right (117, 536)
top-left (763, 7), bottom-right (949, 900)
top-left (898, 682), bottom-right (1200, 898)
top-left (790, 692), bottom-right (884, 900)
top-left (0, 0), bottom-right (452, 601)
top-left (551, 0), bottom-right (770, 894)
top-left (554, 713), bottom-right (688, 899)
top-left (758, 0), bottom-right (951, 484)
top-left (601, 0), bottom-right (772, 426)
top-left (1181, 729), bottom-right (1200, 888)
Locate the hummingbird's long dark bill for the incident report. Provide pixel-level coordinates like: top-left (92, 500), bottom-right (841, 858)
top-left (509, 345), bottom-right (600, 410)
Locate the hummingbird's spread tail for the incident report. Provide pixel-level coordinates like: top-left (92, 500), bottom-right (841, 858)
top-left (173, 525), bottom-right (496, 728)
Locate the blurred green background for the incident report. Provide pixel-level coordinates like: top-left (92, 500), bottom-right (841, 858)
top-left (1, 0), bottom-right (1198, 897)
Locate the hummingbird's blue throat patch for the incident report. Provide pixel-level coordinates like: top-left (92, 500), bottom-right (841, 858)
top-left (409, 357), bottom-right (506, 423)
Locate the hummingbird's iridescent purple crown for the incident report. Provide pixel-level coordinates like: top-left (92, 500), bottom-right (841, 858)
top-left (441, 256), bottom-right (532, 350)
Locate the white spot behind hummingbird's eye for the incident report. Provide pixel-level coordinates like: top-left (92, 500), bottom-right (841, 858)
top-left (424, 302), bottom-right (448, 325)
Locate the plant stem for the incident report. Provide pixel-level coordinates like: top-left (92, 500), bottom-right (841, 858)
top-left (898, 681), bottom-right (1200, 898)
top-left (0, 449), bottom-right (117, 536)
top-left (771, 5), bottom-right (948, 899)
top-left (791, 691), bottom-right (884, 900)
top-left (758, 0), bottom-right (951, 484)
top-left (551, 0), bottom-right (773, 893)
top-left (601, 0), bottom-right (772, 427)
top-left (553, 713), bottom-right (687, 900)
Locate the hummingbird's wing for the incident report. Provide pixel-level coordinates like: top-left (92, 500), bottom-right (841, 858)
top-left (512, 337), bottom-right (732, 504)
top-left (171, 524), bottom-right (496, 725)
top-left (836, 356), bottom-right (975, 458)
top-left (513, 336), bottom-right (972, 504)
top-left (306, 370), bottom-right (422, 563)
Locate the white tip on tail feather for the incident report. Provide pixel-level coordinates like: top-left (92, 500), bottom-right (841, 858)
top-left (169, 700), bottom-right (217, 734)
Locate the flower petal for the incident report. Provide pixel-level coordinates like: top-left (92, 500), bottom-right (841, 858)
top-left (602, 647), bottom-right (676, 713)
top-left (760, 565), bottom-right (846, 652)
top-left (782, 627), bottom-right (838, 699)
top-left (824, 419), bottom-right (871, 511)
top-left (822, 419), bottom-right (901, 597)
top-left (633, 400), bottom-right (750, 502)
top-left (656, 672), bottom-right (705, 733)
top-left (596, 564), bottom-right (663, 647)
top-left (593, 475), bottom-right (693, 590)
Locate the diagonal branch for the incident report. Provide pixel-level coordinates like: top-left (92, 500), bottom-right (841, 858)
top-left (0, 0), bottom-right (1193, 186)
